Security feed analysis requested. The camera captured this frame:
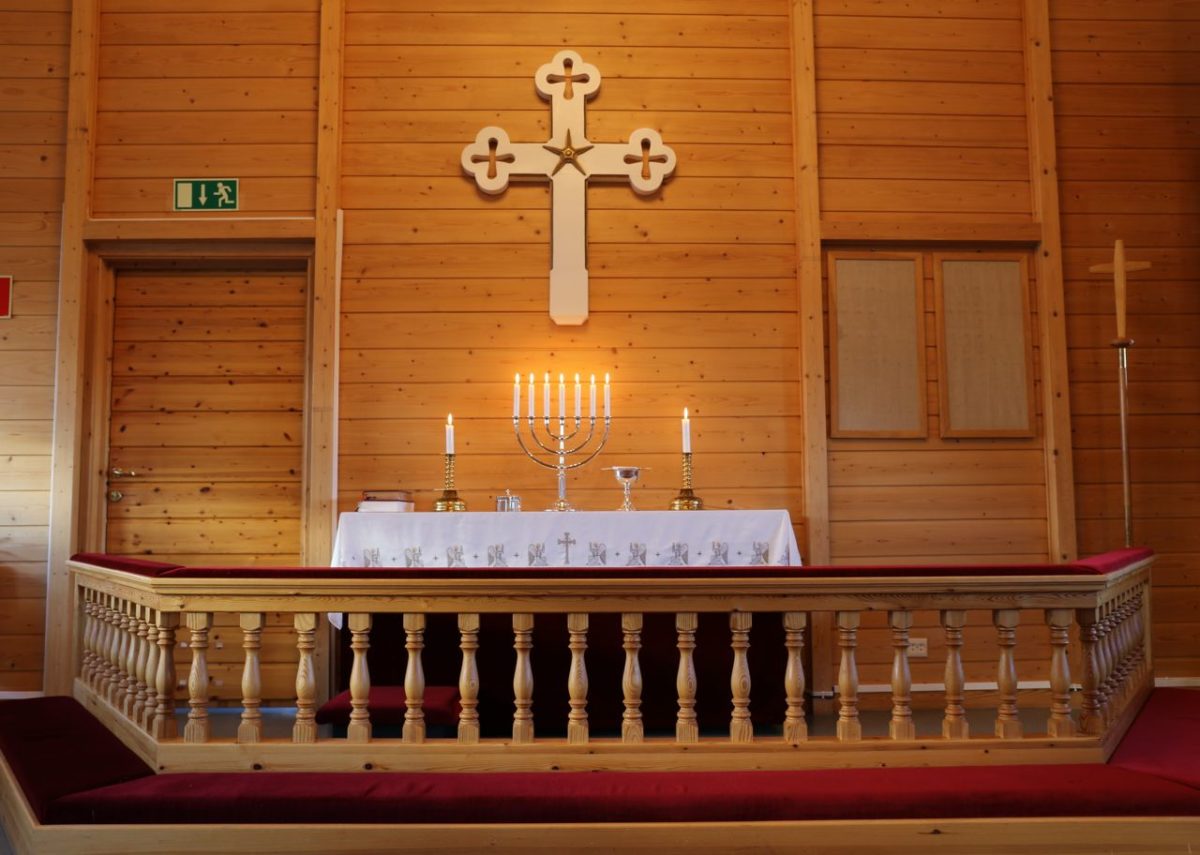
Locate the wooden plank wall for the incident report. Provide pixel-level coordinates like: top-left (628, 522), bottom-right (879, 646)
top-left (1052, 0), bottom-right (1200, 678)
top-left (93, 0), bottom-right (319, 218)
top-left (814, 0), bottom-right (1051, 688)
top-left (815, 0), bottom-right (1033, 234)
top-left (0, 1), bottom-right (70, 693)
top-left (337, 0), bottom-right (804, 539)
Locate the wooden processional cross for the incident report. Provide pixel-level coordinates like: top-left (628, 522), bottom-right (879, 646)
top-left (1089, 238), bottom-right (1152, 549)
top-left (461, 50), bottom-right (677, 325)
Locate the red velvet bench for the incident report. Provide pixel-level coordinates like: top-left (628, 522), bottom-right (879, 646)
top-left (2, 690), bottom-right (1198, 830)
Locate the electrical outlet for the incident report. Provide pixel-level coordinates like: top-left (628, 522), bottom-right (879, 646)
top-left (910, 637), bottom-right (928, 658)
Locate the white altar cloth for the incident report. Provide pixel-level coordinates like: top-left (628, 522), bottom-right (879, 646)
top-left (331, 510), bottom-right (802, 569)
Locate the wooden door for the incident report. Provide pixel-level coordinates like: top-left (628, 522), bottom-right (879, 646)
top-left (105, 265), bottom-right (307, 701)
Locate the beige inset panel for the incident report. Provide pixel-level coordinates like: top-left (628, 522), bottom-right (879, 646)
top-left (936, 257), bottom-right (1034, 438)
top-left (829, 255), bottom-right (926, 437)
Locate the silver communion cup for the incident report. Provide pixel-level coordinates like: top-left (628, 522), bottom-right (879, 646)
top-left (607, 466), bottom-right (641, 512)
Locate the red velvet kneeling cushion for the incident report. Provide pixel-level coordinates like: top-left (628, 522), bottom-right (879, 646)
top-left (1069, 546), bottom-right (1155, 575)
top-left (1110, 688), bottom-right (1200, 789)
top-left (315, 685), bottom-right (460, 727)
top-left (0, 697), bottom-right (153, 823)
top-left (49, 764), bottom-right (1200, 825)
top-left (70, 552), bottom-right (182, 577)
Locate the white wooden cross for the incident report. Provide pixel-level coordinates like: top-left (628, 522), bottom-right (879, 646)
top-left (461, 50), bottom-right (676, 325)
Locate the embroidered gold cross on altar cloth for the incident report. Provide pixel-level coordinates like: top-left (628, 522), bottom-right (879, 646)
top-left (461, 51), bottom-right (677, 326)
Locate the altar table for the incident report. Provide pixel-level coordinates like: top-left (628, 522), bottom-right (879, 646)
top-left (330, 510), bottom-right (802, 569)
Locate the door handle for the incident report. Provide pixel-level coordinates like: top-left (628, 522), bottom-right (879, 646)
top-left (110, 468), bottom-right (138, 478)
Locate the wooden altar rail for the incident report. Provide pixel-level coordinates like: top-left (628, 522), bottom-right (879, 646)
top-left (68, 556), bottom-right (1153, 773)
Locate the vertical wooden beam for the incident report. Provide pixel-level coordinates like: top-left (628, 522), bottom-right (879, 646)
top-left (791, 0), bottom-right (834, 707)
top-left (790, 0), bottom-right (829, 564)
top-left (307, 0), bottom-right (344, 567)
top-left (43, 0), bottom-right (99, 695)
top-left (1023, 0), bottom-right (1078, 562)
top-left (309, 0), bottom-right (345, 704)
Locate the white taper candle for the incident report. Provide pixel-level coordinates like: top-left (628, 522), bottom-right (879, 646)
top-left (558, 373), bottom-right (566, 429)
top-left (445, 414), bottom-right (454, 455)
top-left (682, 407), bottom-right (691, 454)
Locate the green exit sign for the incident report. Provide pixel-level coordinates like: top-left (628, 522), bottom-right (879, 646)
top-left (173, 179), bottom-right (239, 211)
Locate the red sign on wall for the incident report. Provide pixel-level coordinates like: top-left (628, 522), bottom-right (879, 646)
top-left (0, 275), bottom-right (11, 319)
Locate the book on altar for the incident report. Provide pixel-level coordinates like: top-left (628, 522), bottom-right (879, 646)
top-left (357, 490), bottom-right (414, 512)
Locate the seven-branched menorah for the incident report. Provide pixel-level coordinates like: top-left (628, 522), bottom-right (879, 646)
top-left (513, 372), bottom-right (610, 511)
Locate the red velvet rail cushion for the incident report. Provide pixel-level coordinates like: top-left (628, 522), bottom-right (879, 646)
top-left (0, 697), bottom-right (153, 824)
top-left (1110, 688), bottom-right (1200, 790)
top-left (315, 685), bottom-right (461, 727)
top-left (48, 764), bottom-right (1200, 826)
top-left (70, 552), bottom-right (182, 577)
top-left (159, 562), bottom-right (1106, 580)
top-left (1069, 546), bottom-right (1155, 575)
top-left (75, 548), bottom-right (1149, 580)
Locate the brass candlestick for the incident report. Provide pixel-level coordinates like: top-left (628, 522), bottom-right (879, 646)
top-left (433, 453), bottom-right (467, 512)
top-left (669, 452), bottom-right (703, 511)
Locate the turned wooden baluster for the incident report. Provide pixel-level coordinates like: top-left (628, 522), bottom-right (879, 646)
top-left (104, 595), bottom-right (122, 698)
top-left (152, 611), bottom-right (179, 739)
top-left (941, 609), bottom-right (969, 739)
top-left (1123, 592), bottom-right (1140, 688)
top-left (458, 613), bottom-right (481, 744)
top-left (1123, 590), bottom-right (1142, 686)
top-left (112, 599), bottom-right (131, 706)
top-left (100, 598), bottom-right (116, 696)
top-left (131, 605), bottom-right (152, 723)
top-left (293, 612), bottom-right (318, 743)
top-left (567, 613), bottom-right (589, 744)
top-left (1107, 600), bottom-right (1125, 710)
top-left (836, 610), bottom-right (861, 742)
top-left (1076, 607), bottom-right (1104, 735)
top-left (109, 597), bottom-right (126, 700)
top-left (1045, 608), bottom-right (1075, 737)
top-left (676, 612), bottom-right (699, 743)
top-left (1106, 597), bottom-right (1127, 709)
top-left (347, 612), bottom-right (372, 744)
top-left (730, 612), bottom-right (753, 743)
top-left (403, 613), bottom-right (426, 743)
top-left (994, 609), bottom-right (1022, 739)
top-left (621, 613), bottom-right (644, 743)
top-left (512, 613), bottom-right (534, 744)
top-left (184, 612), bottom-right (212, 743)
top-left (92, 593), bottom-right (105, 685)
top-left (121, 601), bottom-right (139, 716)
top-left (1131, 589), bottom-right (1148, 682)
top-left (783, 612), bottom-right (807, 744)
top-left (142, 612), bottom-right (159, 731)
top-left (238, 612), bottom-right (265, 744)
top-left (889, 610), bottom-right (915, 741)
top-left (1095, 604), bottom-right (1115, 722)
top-left (81, 590), bottom-right (96, 684)
top-left (96, 595), bottom-right (113, 693)
top-left (1108, 590), bottom-right (1128, 706)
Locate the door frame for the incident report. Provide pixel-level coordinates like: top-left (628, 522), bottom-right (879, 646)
top-left (45, 238), bottom-right (339, 695)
